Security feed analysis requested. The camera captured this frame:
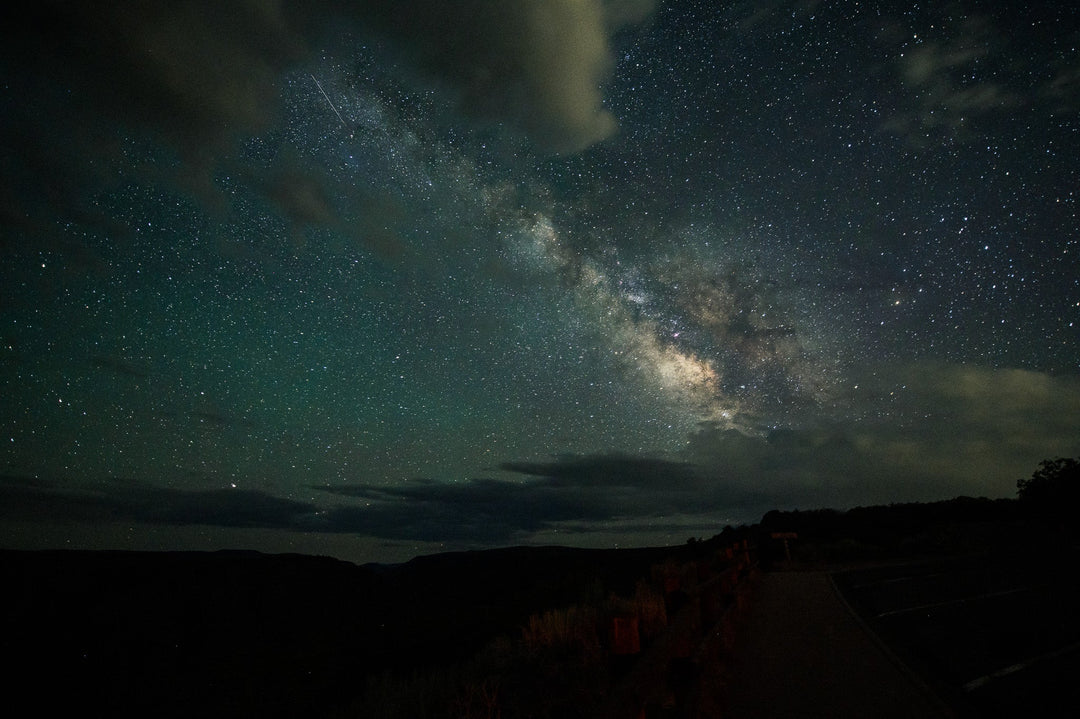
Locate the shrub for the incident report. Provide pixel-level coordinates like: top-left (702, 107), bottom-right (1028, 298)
top-left (521, 605), bottom-right (601, 656)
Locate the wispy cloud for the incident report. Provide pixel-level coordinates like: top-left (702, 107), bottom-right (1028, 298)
top-left (880, 14), bottom-right (1020, 145)
top-left (0, 475), bottom-right (315, 529)
top-left (4, 362), bottom-right (1076, 545)
top-left (359, 0), bottom-right (656, 153)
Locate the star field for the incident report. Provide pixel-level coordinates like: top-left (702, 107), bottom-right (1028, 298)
top-left (1, 1), bottom-right (1078, 562)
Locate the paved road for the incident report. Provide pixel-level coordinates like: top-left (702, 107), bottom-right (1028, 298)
top-left (723, 571), bottom-right (954, 719)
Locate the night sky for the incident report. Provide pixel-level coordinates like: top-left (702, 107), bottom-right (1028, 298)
top-left (2, 1), bottom-right (1078, 563)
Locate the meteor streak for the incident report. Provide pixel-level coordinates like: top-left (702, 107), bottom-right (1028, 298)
top-left (311, 74), bottom-right (346, 127)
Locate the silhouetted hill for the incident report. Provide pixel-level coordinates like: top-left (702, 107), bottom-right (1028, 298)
top-left (3, 549), bottom-right (378, 717)
top-left (0, 541), bottom-right (723, 718)
top-left (387, 542), bottom-right (733, 646)
top-left (3, 496), bottom-right (1050, 717)
top-left (755, 496), bottom-right (1049, 565)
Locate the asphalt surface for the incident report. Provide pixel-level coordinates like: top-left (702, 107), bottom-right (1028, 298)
top-left (723, 570), bottom-right (954, 719)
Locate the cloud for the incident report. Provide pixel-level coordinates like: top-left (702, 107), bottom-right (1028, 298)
top-left (360, 0), bottom-right (655, 153)
top-left (880, 14), bottom-right (1019, 145)
top-left (0, 1), bottom-right (312, 254)
top-left (0, 475), bottom-right (316, 529)
top-left (721, 0), bottom-right (824, 33)
top-left (684, 363), bottom-right (1080, 509)
top-left (2, 0), bottom-right (649, 171)
top-left (313, 476), bottom-right (616, 542)
top-left (9, 362), bottom-right (1072, 547)
top-left (325, 365), bottom-right (1073, 542)
top-left (309, 454), bottom-right (699, 542)
top-left (1045, 59), bottom-right (1080, 113)
top-left (18, 0), bottom-right (657, 160)
top-left (501, 454), bottom-right (697, 488)
top-left (1, 0), bottom-right (649, 267)
top-left (881, 363), bottom-right (1080, 471)
top-left (6, 2), bottom-right (307, 153)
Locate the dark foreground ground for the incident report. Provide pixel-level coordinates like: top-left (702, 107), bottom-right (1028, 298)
top-left (724, 570), bottom-right (953, 719)
top-left (724, 547), bottom-right (1080, 719)
top-left (4, 499), bottom-right (1076, 718)
top-left (0, 542), bottom-right (721, 718)
top-left (832, 550), bottom-right (1080, 718)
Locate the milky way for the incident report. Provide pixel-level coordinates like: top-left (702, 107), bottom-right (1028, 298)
top-left (2, 1), bottom-right (1079, 562)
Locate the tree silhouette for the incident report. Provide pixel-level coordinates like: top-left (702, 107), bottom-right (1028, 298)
top-left (1017, 458), bottom-right (1080, 525)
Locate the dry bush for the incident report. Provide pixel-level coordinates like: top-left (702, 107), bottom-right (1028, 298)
top-left (454, 676), bottom-right (502, 719)
top-left (520, 604), bottom-right (601, 655)
top-left (608, 578), bottom-right (667, 637)
top-left (340, 574), bottom-right (679, 718)
top-left (630, 579), bottom-right (668, 639)
top-left (343, 669), bottom-right (453, 719)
